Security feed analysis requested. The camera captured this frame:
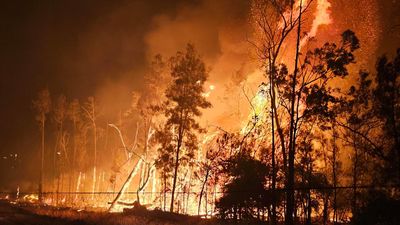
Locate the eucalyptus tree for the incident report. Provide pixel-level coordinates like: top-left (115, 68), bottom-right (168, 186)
top-left (33, 88), bottom-right (51, 203)
top-left (156, 44), bottom-right (211, 212)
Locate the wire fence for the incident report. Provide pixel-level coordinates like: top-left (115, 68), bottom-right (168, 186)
top-left (2, 184), bottom-right (400, 195)
top-left (1, 185), bottom-right (399, 220)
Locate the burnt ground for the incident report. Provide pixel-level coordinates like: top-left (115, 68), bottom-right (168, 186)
top-left (0, 200), bottom-right (88, 225)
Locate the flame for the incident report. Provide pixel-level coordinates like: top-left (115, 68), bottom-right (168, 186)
top-left (240, 84), bottom-right (269, 134)
top-left (202, 84), bottom-right (216, 98)
top-left (109, 159), bottom-right (143, 213)
top-left (27, 0), bottom-right (341, 216)
top-left (300, 0), bottom-right (332, 48)
top-left (23, 194), bottom-right (39, 203)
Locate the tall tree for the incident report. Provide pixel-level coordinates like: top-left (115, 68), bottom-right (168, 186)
top-left (136, 54), bottom-right (167, 204)
top-left (33, 88), bottom-right (51, 203)
top-left (82, 96), bottom-right (98, 200)
top-left (156, 44), bottom-right (211, 212)
top-left (250, 1), bottom-right (312, 223)
top-left (67, 99), bottom-right (81, 202)
top-left (373, 49), bottom-right (400, 182)
top-left (53, 94), bottom-right (68, 205)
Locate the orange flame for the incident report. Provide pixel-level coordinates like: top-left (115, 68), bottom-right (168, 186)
top-left (300, 0), bottom-right (332, 48)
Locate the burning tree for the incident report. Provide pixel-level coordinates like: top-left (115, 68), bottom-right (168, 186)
top-left (108, 55), bottom-right (167, 212)
top-left (156, 44), bottom-right (211, 213)
top-left (248, 0), bottom-right (361, 223)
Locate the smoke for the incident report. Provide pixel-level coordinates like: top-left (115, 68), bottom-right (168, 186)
top-left (0, 0), bottom-right (388, 191)
top-left (143, 0), bottom-right (257, 130)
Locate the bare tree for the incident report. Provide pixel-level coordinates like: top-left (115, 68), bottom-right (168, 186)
top-left (53, 94), bottom-right (68, 205)
top-left (67, 99), bottom-right (81, 203)
top-left (33, 88), bottom-right (51, 203)
top-left (250, 1), bottom-right (311, 223)
top-left (82, 96), bottom-right (98, 200)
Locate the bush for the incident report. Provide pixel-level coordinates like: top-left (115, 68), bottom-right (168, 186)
top-left (352, 191), bottom-right (400, 225)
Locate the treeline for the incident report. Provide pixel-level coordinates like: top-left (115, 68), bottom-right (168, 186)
top-left (32, 44), bottom-right (215, 213)
top-left (209, 1), bottom-right (400, 225)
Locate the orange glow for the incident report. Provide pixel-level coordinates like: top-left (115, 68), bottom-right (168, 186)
top-left (300, 0), bottom-right (332, 48)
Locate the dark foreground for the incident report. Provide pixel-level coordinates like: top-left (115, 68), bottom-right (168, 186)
top-left (0, 200), bottom-right (216, 225)
top-left (0, 200), bottom-right (87, 225)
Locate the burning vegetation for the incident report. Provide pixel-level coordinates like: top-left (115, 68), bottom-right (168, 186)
top-left (1, 0), bottom-right (400, 225)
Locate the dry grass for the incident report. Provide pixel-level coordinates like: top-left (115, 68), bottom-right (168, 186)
top-left (18, 203), bottom-right (225, 225)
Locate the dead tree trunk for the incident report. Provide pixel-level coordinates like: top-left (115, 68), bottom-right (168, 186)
top-left (109, 159), bottom-right (143, 212)
top-left (39, 118), bottom-right (45, 203)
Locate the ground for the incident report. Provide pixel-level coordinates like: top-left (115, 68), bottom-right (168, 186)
top-left (0, 200), bottom-right (219, 225)
top-left (0, 200), bottom-right (87, 225)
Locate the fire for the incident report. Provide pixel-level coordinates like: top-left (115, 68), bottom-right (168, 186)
top-left (300, 0), bottom-right (332, 48)
top-left (19, 0), bottom-right (340, 217)
top-left (202, 84), bottom-right (216, 98)
top-left (23, 194), bottom-right (39, 203)
top-left (240, 83), bottom-right (269, 135)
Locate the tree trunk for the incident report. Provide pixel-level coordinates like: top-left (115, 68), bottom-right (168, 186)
top-left (109, 159), bottom-right (143, 212)
top-left (92, 123), bottom-right (97, 200)
top-left (323, 193), bottom-right (329, 225)
top-left (332, 128), bottom-right (338, 224)
top-left (286, 2), bottom-right (303, 224)
top-left (269, 64), bottom-right (278, 225)
top-left (170, 121), bottom-right (184, 212)
top-left (39, 118), bottom-right (45, 203)
top-left (352, 132), bottom-right (358, 216)
top-left (306, 156), bottom-right (312, 225)
top-left (163, 172), bottom-right (167, 211)
top-left (198, 169), bottom-right (209, 216)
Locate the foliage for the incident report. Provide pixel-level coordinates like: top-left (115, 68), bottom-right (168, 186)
top-left (216, 152), bottom-right (271, 220)
top-left (352, 191), bottom-right (400, 225)
top-left (155, 44), bottom-right (211, 212)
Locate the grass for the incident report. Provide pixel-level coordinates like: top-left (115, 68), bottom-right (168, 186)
top-left (17, 202), bottom-right (225, 225)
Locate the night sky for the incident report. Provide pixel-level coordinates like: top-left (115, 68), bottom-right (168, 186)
top-left (0, 0), bottom-right (399, 190)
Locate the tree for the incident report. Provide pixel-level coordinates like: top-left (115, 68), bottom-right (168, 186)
top-left (33, 88), bottom-right (51, 203)
top-left (196, 135), bottom-right (226, 216)
top-left (82, 96), bottom-right (98, 200)
top-left (53, 94), bottom-right (68, 205)
top-left (373, 49), bottom-right (400, 182)
top-left (216, 152), bottom-right (270, 221)
top-left (156, 44), bottom-right (211, 212)
top-left (135, 54), bottom-right (167, 205)
top-left (67, 98), bottom-right (81, 202)
top-left (337, 50), bottom-right (400, 221)
top-left (250, 1), bottom-right (312, 223)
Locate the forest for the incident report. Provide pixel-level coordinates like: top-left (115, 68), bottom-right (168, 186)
top-left (1, 0), bottom-right (399, 225)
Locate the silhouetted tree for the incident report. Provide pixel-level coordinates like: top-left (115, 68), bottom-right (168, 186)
top-left (156, 44), bottom-right (211, 212)
top-left (53, 94), bottom-right (68, 205)
top-left (373, 49), bottom-right (400, 182)
top-left (33, 88), bottom-right (51, 203)
top-left (216, 152), bottom-right (270, 221)
top-left (250, 0), bottom-right (311, 221)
